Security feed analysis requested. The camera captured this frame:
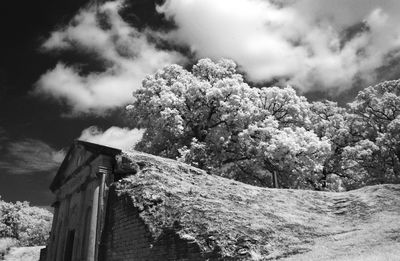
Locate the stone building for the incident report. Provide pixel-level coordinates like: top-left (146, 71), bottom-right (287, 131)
top-left (42, 140), bottom-right (323, 261)
top-left (43, 140), bottom-right (222, 261)
top-left (43, 141), bottom-right (121, 261)
top-left (44, 140), bottom-right (271, 261)
top-left (42, 140), bottom-right (400, 261)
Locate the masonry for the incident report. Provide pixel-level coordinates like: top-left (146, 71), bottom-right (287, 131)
top-left (42, 141), bottom-right (120, 261)
top-left (45, 140), bottom-right (345, 261)
top-left (41, 141), bottom-right (220, 261)
top-left (99, 190), bottom-right (205, 261)
top-left (41, 140), bottom-right (400, 261)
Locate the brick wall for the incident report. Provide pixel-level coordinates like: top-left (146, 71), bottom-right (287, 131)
top-left (99, 189), bottom-right (207, 261)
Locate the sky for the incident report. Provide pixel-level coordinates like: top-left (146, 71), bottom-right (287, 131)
top-left (1, 0), bottom-right (400, 207)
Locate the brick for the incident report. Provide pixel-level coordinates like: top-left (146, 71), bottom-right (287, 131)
top-left (99, 190), bottom-right (205, 261)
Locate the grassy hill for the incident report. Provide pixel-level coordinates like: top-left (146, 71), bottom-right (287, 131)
top-left (114, 151), bottom-right (400, 260)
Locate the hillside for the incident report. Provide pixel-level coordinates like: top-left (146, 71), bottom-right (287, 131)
top-left (113, 151), bottom-right (400, 260)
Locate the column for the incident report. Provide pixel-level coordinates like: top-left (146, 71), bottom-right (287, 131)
top-left (86, 181), bottom-right (100, 261)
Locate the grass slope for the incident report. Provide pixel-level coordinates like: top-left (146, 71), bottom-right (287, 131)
top-left (115, 151), bottom-right (400, 260)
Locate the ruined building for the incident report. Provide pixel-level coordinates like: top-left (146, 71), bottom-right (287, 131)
top-left (43, 140), bottom-right (277, 261)
top-left (43, 140), bottom-right (231, 261)
top-left (41, 140), bottom-right (400, 261)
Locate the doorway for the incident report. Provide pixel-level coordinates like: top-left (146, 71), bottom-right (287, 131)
top-left (63, 229), bottom-right (75, 261)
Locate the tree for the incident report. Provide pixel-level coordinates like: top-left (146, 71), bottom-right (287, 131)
top-left (128, 58), bottom-right (260, 168)
top-left (378, 116), bottom-right (400, 177)
top-left (308, 101), bottom-right (357, 190)
top-left (0, 199), bottom-right (53, 246)
top-left (342, 79), bottom-right (400, 187)
top-left (128, 58), bottom-right (331, 188)
top-left (256, 86), bottom-right (311, 128)
top-left (236, 117), bottom-right (331, 189)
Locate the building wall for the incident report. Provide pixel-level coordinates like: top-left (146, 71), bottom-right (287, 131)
top-left (46, 179), bottom-right (98, 261)
top-left (100, 189), bottom-right (205, 261)
top-left (45, 149), bottom-right (115, 261)
top-left (45, 142), bottom-right (214, 261)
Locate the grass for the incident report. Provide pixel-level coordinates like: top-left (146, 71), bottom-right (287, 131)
top-left (0, 238), bottom-right (17, 260)
top-left (114, 151), bottom-right (400, 260)
top-left (1, 238), bottom-right (43, 261)
top-left (2, 246), bottom-right (43, 261)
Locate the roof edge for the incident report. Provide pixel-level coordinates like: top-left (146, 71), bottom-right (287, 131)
top-left (49, 140), bottom-right (122, 192)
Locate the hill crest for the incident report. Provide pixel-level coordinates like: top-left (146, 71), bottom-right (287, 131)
top-left (112, 151), bottom-right (400, 260)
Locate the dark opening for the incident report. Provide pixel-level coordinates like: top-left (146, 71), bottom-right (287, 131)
top-left (81, 207), bottom-right (92, 259)
top-left (64, 229), bottom-right (75, 261)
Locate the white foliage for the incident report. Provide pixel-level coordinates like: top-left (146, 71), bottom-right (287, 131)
top-left (129, 58), bottom-right (331, 188)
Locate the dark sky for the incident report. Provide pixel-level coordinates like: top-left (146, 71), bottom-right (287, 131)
top-left (0, 0), bottom-right (172, 206)
top-left (0, 0), bottom-right (119, 206)
top-left (1, 0), bottom-right (400, 207)
top-left (0, 1), bottom-right (73, 205)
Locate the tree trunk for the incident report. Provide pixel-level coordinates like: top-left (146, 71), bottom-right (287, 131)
top-left (272, 170), bottom-right (279, 188)
top-left (320, 168), bottom-right (328, 190)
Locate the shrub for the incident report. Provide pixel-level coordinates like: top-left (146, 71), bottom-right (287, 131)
top-left (0, 199), bottom-right (53, 246)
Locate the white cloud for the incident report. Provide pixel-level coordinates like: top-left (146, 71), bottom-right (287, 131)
top-left (78, 126), bottom-right (144, 150)
top-left (0, 139), bottom-right (65, 174)
top-left (157, 0), bottom-right (400, 92)
top-left (36, 0), bottom-right (400, 101)
top-left (36, 0), bottom-right (186, 115)
top-left (293, 0), bottom-right (400, 28)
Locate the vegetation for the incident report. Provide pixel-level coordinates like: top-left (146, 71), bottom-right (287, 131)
top-left (1, 246), bottom-right (43, 261)
top-left (127, 59), bottom-right (400, 191)
top-left (0, 198), bottom-right (52, 247)
top-left (0, 237), bottom-right (17, 259)
top-left (116, 151), bottom-right (400, 260)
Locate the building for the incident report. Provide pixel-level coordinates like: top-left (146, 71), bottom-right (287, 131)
top-left (43, 140), bottom-right (219, 261)
top-left (43, 141), bottom-right (121, 261)
top-left (42, 140), bottom-right (400, 261)
top-left (43, 140), bottom-right (263, 261)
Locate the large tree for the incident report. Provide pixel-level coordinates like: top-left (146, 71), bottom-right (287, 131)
top-left (128, 58), bottom-right (260, 168)
top-left (128, 59), bottom-right (331, 188)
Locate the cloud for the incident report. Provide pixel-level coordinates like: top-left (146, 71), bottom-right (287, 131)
top-left (36, 0), bottom-right (400, 101)
top-left (293, 0), bottom-right (400, 27)
top-left (78, 126), bottom-right (144, 150)
top-left (35, 0), bottom-right (186, 115)
top-left (0, 139), bottom-right (65, 175)
top-left (157, 0), bottom-right (400, 92)
top-left (0, 125), bottom-right (142, 175)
